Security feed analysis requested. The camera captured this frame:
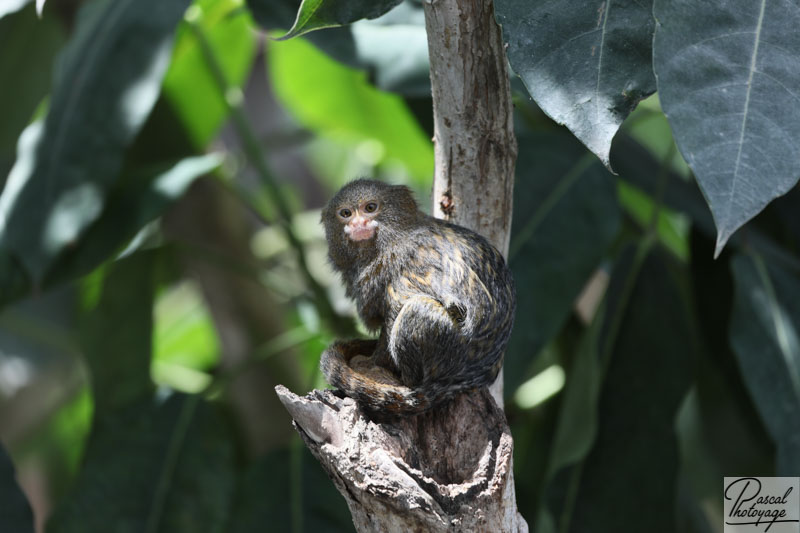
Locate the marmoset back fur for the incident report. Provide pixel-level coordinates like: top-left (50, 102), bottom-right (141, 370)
top-left (320, 179), bottom-right (516, 415)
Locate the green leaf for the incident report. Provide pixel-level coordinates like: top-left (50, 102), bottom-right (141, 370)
top-left (0, 444), bottom-right (33, 533)
top-left (46, 154), bottom-right (222, 288)
top-left (674, 390), bottom-right (719, 533)
top-left (0, 247), bottom-right (30, 306)
top-left (544, 311), bottom-right (602, 479)
top-left (0, 0), bottom-right (190, 283)
top-left (153, 281), bottom-right (220, 393)
top-left (47, 394), bottom-right (236, 533)
top-left (730, 253), bottom-right (800, 474)
top-left (617, 180), bottom-right (689, 260)
top-left (0, 3), bottom-right (64, 181)
top-left (653, 0), bottom-right (800, 255)
top-left (495, 0), bottom-right (656, 167)
top-left (547, 248), bottom-right (694, 532)
top-left (229, 446), bottom-right (353, 533)
top-left (80, 251), bottom-right (157, 418)
top-left (506, 128), bottom-right (620, 392)
top-left (267, 35), bottom-right (433, 182)
top-left (163, 0), bottom-right (257, 148)
top-left (271, 0), bottom-right (402, 40)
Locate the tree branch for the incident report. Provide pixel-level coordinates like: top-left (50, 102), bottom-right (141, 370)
top-left (275, 0), bottom-right (525, 530)
top-left (275, 386), bottom-right (525, 532)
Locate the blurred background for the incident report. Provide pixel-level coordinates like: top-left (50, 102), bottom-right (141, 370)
top-left (0, 0), bottom-right (797, 532)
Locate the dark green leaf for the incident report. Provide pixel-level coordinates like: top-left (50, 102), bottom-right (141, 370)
top-left (272, 0), bottom-right (402, 40)
top-left (80, 251), bottom-right (157, 417)
top-left (229, 446), bottom-right (354, 533)
top-left (46, 154), bottom-right (221, 288)
top-left (772, 185), bottom-right (800, 251)
top-left (543, 311), bottom-right (602, 479)
top-left (611, 133), bottom-right (715, 237)
top-left (495, 0), bottom-right (656, 166)
top-left (0, 444), bottom-right (33, 533)
top-left (674, 391), bottom-right (721, 532)
top-left (653, 0), bottom-right (800, 255)
top-left (689, 230), bottom-right (774, 478)
top-left (730, 253), bottom-right (800, 474)
top-left (546, 248), bottom-right (694, 532)
top-left (0, 248), bottom-right (30, 306)
top-left (0, 4), bottom-right (64, 182)
top-left (0, 0), bottom-right (190, 283)
top-left (245, 0), bottom-right (300, 30)
top-left (506, 128), bottom-right (619, 392)
top-left (48, 394), bottom-right (236, 533)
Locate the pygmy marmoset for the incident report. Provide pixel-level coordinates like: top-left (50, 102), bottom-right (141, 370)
top-left (320, 179), bottom-right (516, 415)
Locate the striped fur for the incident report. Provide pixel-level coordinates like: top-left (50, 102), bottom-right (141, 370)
top-left (321, 179), bottom-right (515, 415)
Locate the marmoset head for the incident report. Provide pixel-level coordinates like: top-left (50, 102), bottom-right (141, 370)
top-left (322, 179), bottom-right (420, 268)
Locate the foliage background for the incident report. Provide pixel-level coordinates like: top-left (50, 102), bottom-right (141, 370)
top-left (0, 0), bottom-right (798, 531)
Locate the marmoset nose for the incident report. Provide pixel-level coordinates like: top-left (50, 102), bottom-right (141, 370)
top-left (346, 213), bottom-right (377, 241)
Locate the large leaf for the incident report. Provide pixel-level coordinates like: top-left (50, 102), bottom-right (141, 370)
top-left (543, 248), bottom-right (694, 532)
top-left (267, 34), bottom-right (433, 182)
top-left (47, 394), bottom-right (236, 533)
top-left (47, 154), bottom-right (221, 288)
top-left (0, 0), bottom-right (190, 283)
top-left (0, 444), bottom-right (33, 533)
top-left (730, 253), bottom-right (800, 475)
top-left (271, 0), bottom-right (402, 40)
top-left (163, 0), bottom-right (257, 148)
top-left (0, 3), bottom-right (63, 181)
top-left (653, 0), bottom-right (800, 255)
top-left (506, 127), bottom-right (619, 392)
top-left (495, 0), bottom-right (656, 167)
top-left (79, 251), bottom-right (157, 417)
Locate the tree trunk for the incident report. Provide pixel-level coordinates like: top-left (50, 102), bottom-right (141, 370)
top-left (276, 0), bottom-right (525, 530)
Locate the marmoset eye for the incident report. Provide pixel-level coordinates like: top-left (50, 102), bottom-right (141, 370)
top-left (364, 202), bottom-right (378, 213)
top-left (339, 208), bottom-right (352, 218)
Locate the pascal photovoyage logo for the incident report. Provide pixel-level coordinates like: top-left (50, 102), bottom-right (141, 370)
top-left (724, 477), bottom-right (800, 532)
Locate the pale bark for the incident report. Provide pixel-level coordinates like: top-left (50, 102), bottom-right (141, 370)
top-left (276, 386), bottom-right (526, 532)
top-left (426, 0), bottom-right (517, 257)
top-left (277, 0), bottom-right (524, 530)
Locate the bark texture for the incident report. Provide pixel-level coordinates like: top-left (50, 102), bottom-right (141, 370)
top-left (276, 386), bottom-right (526, 532)
top-left (277, 0), bottom-right (524, 530)
top-left (426, 0), bottom-right (517, 258)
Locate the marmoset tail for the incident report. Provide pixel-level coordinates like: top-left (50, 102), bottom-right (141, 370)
top-left (320, 178), bottom-right (516, 415)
